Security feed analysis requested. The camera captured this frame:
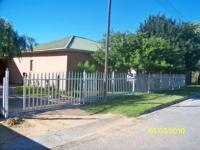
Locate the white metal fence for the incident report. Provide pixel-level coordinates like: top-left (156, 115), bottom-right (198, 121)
top-left (1, 70), bottom-right (186, 118)
top-left (2, 69), bottom-right (9, 118)
top-left (135, 73), bottom-right (186, 92)
top-left (22, 71), bottom-right (185, 112)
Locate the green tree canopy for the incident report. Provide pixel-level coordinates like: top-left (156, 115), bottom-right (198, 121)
top-left (139, 14), bottom-right (179, 38)
top-left (93, 32), bottom-right (136, 72)
top-left (93, 14), bottom-right (200, 74)
top-left (138, 14), bottom-right (200, 72)
top-left (0, 17), bottom-right (36, 58)
top-left (130, 34), bottom-right (185, 73)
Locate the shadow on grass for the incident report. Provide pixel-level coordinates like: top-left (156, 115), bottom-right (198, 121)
top-left (0, 124), bottom-right (47, 150)
top-left (154, 85), bottom-right (200, 96)
top-left (81, 85), bottom-right (200, 116)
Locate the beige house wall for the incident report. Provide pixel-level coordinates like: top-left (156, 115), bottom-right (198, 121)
top-left (7, 49), bottom-right (95, 85)
top-left (8, 55), bottom-right (68, 84)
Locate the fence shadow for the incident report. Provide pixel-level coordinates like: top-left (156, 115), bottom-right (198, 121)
top-left (10, 104), bottom-right (98, 120)
top-left (0, 124), bottom-right (48, 150)
top-left (22, 116), bottom-right (98, 120)
top-left (154, 86), bottom-right (200, 97)
top-left (18, 104), bottom-right (85, 116)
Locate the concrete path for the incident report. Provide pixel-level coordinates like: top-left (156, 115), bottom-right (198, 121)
top-left (54, 95), bottom-right (200, 150)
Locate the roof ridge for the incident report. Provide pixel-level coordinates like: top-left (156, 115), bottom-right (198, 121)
top-left (64, 35), bottom-right (74, 49)
top-left (72, 35), bottom-right (98, 43)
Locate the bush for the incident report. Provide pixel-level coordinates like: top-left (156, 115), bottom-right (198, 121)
top-left (75, 60), bottom-right (97, 73)
top-left (16, 86), bottom-right (23, 94)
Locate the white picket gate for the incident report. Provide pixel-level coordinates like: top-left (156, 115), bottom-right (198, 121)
top-left (1, 69), bottom-right (186, 118)
top-left (2, 69), bottom-right (9, 118)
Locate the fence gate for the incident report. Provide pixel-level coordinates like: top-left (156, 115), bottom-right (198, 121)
top-left (22, 72), bottom-right (84, 112)
top-left (1, 69), bottom-right (9, 118)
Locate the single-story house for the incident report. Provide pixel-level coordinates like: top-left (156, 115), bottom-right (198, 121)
top-left (7, 35), bottom-right (101, 84)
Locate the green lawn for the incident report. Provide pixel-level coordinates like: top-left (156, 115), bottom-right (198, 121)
top-left (81, 85), bottom-right (200, 117)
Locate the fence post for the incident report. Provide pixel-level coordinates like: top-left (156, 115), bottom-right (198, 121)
top-left (178, 74), bottom-right (181, 89)
top-left (111, 71), bottom-right (115, 97)
top-left (2, 77), bottom-right (5, 117)
top-left (3, 69), bottom-right (9, 118)
top-left (183, 75), bottom-right (186, 87)
top-left (147, 73), bottom-right (150, 93)
top-left (159, 72), bottom-right (162, 90)
top-left (82, 71), bottom-right (87, 104)
top-left (172, 74), bottom-right (174, 90)
top-left (57, 74), bottom-right (60, 98)
top-left (79, 73), bottom-right (82, 104)
top-left (23, 75), bottom-right (27, 110)
top-left (168, 74), bottom-right (171, 90)
top-left (132, 74), bottom-right (135, 93)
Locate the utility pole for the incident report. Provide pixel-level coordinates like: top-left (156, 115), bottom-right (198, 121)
top-left (104, 0), bottom-right (112, 99)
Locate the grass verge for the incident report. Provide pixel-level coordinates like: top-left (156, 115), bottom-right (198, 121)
top-left (81, 85), bottom-right (200, 117)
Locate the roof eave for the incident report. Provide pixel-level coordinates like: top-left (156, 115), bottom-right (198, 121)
top-left (20, 48), bottom-right (94, 55)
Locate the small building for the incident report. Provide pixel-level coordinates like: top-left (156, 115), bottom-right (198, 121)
top-left (7, 35), bottom-right (100, 84)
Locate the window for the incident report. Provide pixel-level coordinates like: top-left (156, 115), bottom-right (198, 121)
top-left (30, 60), bottom-right (33, 71)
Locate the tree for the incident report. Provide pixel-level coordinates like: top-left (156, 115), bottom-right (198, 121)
top-left (138, 15), bottom-right (200, 74)
top-left (0, 17), bottom-right (36, 58)
top-left (75, 60), bottom-right (96, 73)
top-left (93, 31), bottom-right (186, 73)
top-left (93, 14), bottom-right (200, 82)
top-left (93, 32), bottom-right (136, 72)
top-left (130, 33), bottom-right (185, 73)
top-left (139, 14), bottom-right (179, 38)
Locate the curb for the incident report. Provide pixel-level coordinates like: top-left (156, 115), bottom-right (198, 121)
top-left (139, 92), bottom-right (200, 116)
